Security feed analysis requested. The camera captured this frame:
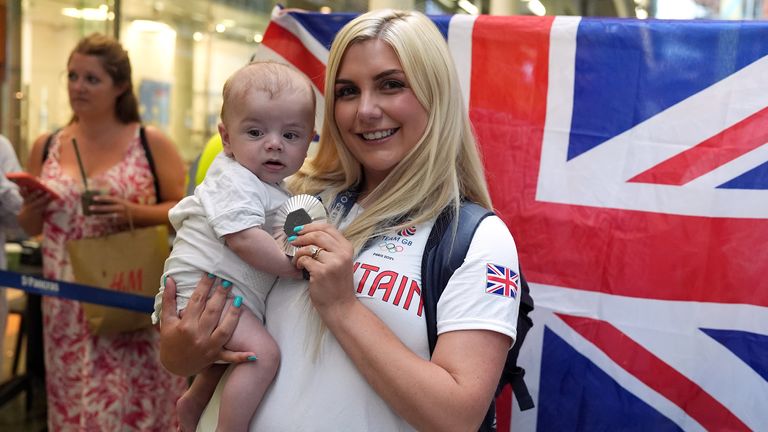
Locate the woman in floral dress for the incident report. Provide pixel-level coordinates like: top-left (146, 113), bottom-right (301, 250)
top-left (17, 33), bottom-right (188, 431)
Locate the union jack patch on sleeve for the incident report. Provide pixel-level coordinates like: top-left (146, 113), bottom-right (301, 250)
top-left (486, 263), bottom-right (519, 298)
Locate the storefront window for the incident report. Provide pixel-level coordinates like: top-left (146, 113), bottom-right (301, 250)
top-left (18, 0), bottom-right (115, 161)
top-left (17, 0), bottom-right (272, 165)
top-left (119, 0), bottom-right (272, 161)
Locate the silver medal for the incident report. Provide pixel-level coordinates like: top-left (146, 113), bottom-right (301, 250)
top-left (273, 194), bottom-right (328, 256)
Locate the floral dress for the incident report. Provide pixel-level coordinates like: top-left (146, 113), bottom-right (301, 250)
top-left (39, 128), bottom-right (187, 431)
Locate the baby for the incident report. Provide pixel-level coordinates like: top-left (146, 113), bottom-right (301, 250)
top-left (153, 60), bottom-right (316, 432)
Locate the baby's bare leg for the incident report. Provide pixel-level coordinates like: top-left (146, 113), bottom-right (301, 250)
top-left (176, 364), bottom-right (227, 432)
top-left (217, 307), bottom-right (280, 432)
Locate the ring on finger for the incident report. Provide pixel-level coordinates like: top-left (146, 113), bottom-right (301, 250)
top-left (310, 246), bottom-right (324, 260)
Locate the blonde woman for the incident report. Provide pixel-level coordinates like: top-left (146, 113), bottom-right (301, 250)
top-left (160, 9), bottom-right (521, 431)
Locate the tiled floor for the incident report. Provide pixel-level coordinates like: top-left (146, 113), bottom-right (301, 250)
top-left (0, 290), bottom-right (48, 431)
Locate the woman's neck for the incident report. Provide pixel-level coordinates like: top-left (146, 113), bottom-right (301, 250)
top-left (74, 115), bottom-right (126, 138)
top-left (359, 172), bottom-right (385, 202)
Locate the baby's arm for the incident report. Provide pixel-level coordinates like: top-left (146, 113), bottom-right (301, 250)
top-left (224, 227), bottom-right (300, 278)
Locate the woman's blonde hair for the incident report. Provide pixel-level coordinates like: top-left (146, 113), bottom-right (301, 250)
top-left (289, 9), bottom-right (492, 253)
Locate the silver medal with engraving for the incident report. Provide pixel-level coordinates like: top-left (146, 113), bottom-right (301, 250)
top-left (273, 194), bottom-right (328, 257)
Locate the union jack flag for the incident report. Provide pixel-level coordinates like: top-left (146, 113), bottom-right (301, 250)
top-left (486, 263), bottom-right (519, 298)
top-left (256, 7), bottom-right (768, 432)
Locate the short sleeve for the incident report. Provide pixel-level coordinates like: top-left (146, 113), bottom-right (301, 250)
top-left (195, 158), bottom-right (270, 239)
top-left (436, 215), bottom-right (520, 347)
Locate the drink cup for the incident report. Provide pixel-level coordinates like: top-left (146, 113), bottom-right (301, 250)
top-left (81, 190), bottom-right (103, 215)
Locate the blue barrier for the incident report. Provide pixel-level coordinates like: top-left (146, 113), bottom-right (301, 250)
top-left (0, 270), bottom-right (154, 312)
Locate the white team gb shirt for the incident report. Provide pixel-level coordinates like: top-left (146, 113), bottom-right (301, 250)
top-left (199, 204), bottom-right (521, 431)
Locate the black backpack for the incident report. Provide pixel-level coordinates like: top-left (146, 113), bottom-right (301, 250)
top-left (421, 202), bottom-right (535, 432)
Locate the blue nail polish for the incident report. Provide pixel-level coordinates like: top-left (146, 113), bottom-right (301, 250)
top-left (207, 273), bottom-right (215, 278)
top-left (233, 296), bottom-right (243, 308)
top-left (162, 275), bottom-right (167, 287)
top-left (247, 355), bottom-right (258, 361)
top-left (293, 225), bottom-right (304, 233)
top-left (287, 235), bottom-right (297, 242)
top-left (222, 280), bottom-right (232, 289)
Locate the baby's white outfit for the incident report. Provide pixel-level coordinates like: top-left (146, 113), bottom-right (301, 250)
top-left (151, 153), bottom-right (290, 324)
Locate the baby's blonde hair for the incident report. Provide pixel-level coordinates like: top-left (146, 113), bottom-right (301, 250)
top-left (221, 60), bottom-right (316, 125)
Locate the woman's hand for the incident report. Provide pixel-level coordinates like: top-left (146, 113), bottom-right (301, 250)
top-left (290, 222), bottom-right (357, 315)
top-left (88, 194), bottom-right (135, 226)
top-left (158, 274), bottom-right (254, 376)
top-left (88, 194), bottom-right (173, 228)
top-left (17, 189), bottom-right (50, 236)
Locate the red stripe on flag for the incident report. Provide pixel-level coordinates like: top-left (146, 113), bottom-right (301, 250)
top-left (559, 314), bottom-right (750, 431)
top-left (629, 106), bottom-right (768, 185)
top-left (469, 13), bottom-right (554, 246)
top-left (522, 204), bottom-right (768, 306)
top-left (470, 16), bottom-right (554, 432)
top-left (262, 22), bottom-right (326, 94)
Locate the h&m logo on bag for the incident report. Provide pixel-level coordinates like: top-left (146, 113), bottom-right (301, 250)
top-left (108, 268), bottom-right (144, 293)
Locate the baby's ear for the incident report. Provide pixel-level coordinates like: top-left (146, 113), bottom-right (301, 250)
top-left (218, 123), bottom-right (232, 154)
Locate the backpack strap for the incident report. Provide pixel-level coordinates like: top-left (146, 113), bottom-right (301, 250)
top-left (139, 126), bottom-right (161, 203)
top-left (500, 271), bottom-right (535, 410)
top-left (422, 202), bottom-right (492, 353)
top-left (421, 202), bottom-right (535, 431)
top-left (41, 129), bottom-right (62, 163)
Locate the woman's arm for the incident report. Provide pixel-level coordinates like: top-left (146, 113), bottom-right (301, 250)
top-left (90, 125), bottom-right (186, 228)
top-left (293, 222), bottom-right (511, 431)
top-left (17, 134), bottom-right (53, 236)
top-left (159, 274), bottom-right (255, 376)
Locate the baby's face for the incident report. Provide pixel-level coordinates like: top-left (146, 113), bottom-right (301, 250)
top-left (221, 88), bottom-right (315, 184)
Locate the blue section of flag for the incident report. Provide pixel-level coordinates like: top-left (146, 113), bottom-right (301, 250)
top-left (538, 327), bottom-right (684, 432)
top-left (288, 12), bottom-right (356, 49)
top-left (717, 160), bottom-right (768, 189)
top-left (701, 328), bottom-right (768, 381)
top-left (429, 15), bottom-right (451, 40)
top-left (569, 19), bottom-right (768, 160)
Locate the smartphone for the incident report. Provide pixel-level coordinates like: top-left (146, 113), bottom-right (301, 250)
top-left (6, 172), bottom-right (61, 200)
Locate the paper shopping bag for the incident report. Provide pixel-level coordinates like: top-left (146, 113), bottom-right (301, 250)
top-left (67, 225), bottom-right (169, 335)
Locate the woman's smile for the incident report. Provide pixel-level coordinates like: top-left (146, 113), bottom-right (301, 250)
top-left (359, 128), bottom-right (399, 141)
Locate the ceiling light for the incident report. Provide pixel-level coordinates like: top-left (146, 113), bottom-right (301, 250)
top-left (193, 32), bottom-right (204, 42)
top-left (130, 20), bottom-right (172, 33)
top-left (61, 6), bottom-right (110, 21)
